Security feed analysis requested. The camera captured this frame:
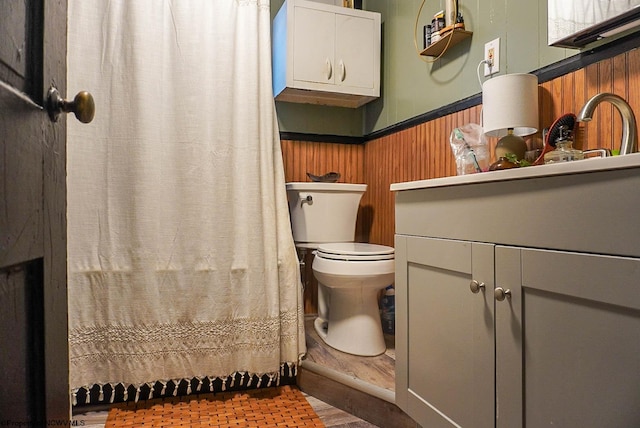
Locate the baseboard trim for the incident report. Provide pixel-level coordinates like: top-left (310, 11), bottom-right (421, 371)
top-left (300, 360), bottom-right (395, 403)
top-left (298, 362), bottom-right (418, 428)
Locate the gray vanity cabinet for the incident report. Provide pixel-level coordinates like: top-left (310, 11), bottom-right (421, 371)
top-left (392, 157), bottom-right (640, 428)
top-left (394, 236), bottom-right (494, 428)
top-left (495, 246), bottom-right (640, 428)
top-left (395, 237), bottom-right (640, 428)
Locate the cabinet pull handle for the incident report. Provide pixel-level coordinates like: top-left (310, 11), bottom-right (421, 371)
top-left (339, 60), bottom-right (346, 82)
top-left (494, 287), bottom-right (512, 301)
top-left (325, 58), bottom-right (332, 80)
top-left (470, 280), bottom-right (485, 293)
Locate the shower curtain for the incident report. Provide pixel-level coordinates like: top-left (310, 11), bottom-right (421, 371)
top-left (66, 0), bottom-right (305, 403)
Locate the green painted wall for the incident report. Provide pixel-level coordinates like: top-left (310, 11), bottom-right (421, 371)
top-left (271, 0), bottom-right (577, 136)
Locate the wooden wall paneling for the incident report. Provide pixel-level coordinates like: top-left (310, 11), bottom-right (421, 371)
top-left (442, 116), bottom-right (451, 177)
top-left (362, 138), bottom-right (375, 243)
top-left (428, 119), bottom-right (434, 177)
top-left (432, 119), bottom-right (439, 176)
top-left (418, 122), bottom-right (428, 179)
top-left (310, 142), bottom-right (321, 178)
top-left (461, 104), bottom-right (470, 126)
top-left (365, 138), bottom-right (378, 244)
top-left (451, 112), bottom-right (459, 169)
top-left (612, 53), bottom-right (628, 152)
top-left (433, 117), bottom-right (441, 176)
top-left (429, 118), bottom-right (438, 177)
top-left (434, 117), bottom-right (444, 177)
top-left (573, 68), bottom-right (587, 150)
top-left (441, 116), bottom-right (449, 176)
top-left (435, 118), bottom-right (443, 176)
top-left (281, 140), bottom-right (293, 181)
top-left (551, 75), bottom-right (563, 124)
top-left (373, 139), bottom-right (382, 246)
top-left (409, 125), bottom-right (416, 180)
top-left (447, 115), bottom-right (457, 176)
top-left (444, 114), bottom-right (452, 176)
top-left (561, 72), bottom-right (575, 143)
top-left (440, 116), bottom-right (449, 176)
top-left (451, 112), bottom-right (458, 170)
top-left (584, 62), bottom-right (601, 153)
top-left (628, 49), bottom-right (640, 152)
top-left (599, 58), bottom-right (615, 151)
top-left (425, 121), bottom-right (435, 179)
top-left (471, 105), bottom-right (481, 132)
top-left (407, 124), bottom-right (417, 182)
top-left (562, 72), bottom-right (574, 114)
top-left (411, 125), bottom-right (419, 180)
top-left (330, 142), bottom-right (340, 180)
top-left (539, 81), bottom-right (553, 146)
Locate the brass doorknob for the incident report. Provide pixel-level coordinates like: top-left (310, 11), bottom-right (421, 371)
top-left (47, 86), bottom-right (95, 123)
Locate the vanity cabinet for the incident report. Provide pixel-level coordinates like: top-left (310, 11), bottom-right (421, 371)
top-left (395, 236), bottom-right (495, 428)
top-left (272, 0), bottom-right (381, 108)
top-left (495, 246), bottom-right (640, 427)
top-left (392, 157), bottom-right (640, 428)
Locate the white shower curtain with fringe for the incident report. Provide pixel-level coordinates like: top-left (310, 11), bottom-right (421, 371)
top-left (66, 0), bottom-right (305, 403)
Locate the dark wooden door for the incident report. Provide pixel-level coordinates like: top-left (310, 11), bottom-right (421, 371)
top-left (0, 0), bottom-right (70, 423)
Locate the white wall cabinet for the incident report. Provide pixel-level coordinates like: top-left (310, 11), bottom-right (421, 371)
top-left (392, 159), bottom-right (640, 428)
top-left (272, 0), bottom-right (380, 108)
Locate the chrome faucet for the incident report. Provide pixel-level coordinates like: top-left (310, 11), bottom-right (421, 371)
top-left (577, 93), bottom-right (638, 155)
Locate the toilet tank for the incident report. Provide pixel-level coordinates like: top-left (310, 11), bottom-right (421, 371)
top-left (285, 182), bottom-right (367, 244)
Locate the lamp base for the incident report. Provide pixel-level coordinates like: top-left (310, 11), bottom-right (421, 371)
top-left (495, 134), bottom-right (527, 160)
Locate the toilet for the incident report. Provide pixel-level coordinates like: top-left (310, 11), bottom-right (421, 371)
top-left (285, 182), bottom-right (395, 356)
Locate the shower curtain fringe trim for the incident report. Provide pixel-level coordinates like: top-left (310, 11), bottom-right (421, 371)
top-left (71, 362), bottom-right (299, 406)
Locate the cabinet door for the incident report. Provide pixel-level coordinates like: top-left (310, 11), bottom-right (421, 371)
top-left (396, 236), bottom-right (494, 428)
top-left (495, 247), bottom-right (640, 428)
top-left (334, 12), bottom-right (375, 90)
top-left (292, 5), bottom-right (335, 85)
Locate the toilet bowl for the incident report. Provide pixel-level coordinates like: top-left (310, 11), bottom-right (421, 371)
top-left (285, 182), bottom-right (395, 357)
top-left (312, 242), bottom-right (394, 356)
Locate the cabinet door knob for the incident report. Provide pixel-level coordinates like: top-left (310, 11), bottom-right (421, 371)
top-left (325, 58), bottom-right (333, 80)
top-left (339, 60), bottom-right (346, 82)
top-left (494, 287), bottom-right (512, 301)
top-left (470, 280), bottom-right (485, 293)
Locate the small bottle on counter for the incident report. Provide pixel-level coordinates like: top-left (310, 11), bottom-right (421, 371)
top-left (544, 125), bottom-right (583, 164)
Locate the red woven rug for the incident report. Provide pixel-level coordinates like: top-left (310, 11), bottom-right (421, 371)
top-left (105, 385), bottom-right (324, 427)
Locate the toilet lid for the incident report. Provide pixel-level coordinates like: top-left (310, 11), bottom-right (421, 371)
top-left (316, 243), bottom-right (395, 261)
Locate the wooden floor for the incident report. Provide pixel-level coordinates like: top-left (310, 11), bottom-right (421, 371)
top-left (303, 318), bottom-right (395, 392)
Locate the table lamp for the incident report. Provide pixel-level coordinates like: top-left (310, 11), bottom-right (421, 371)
top-left (482, 73), bottom-right (539, 160)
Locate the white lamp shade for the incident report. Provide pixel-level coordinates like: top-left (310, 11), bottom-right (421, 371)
top-left (482, 73), bottom-right (539, 138)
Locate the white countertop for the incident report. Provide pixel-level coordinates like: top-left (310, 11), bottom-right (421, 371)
top-left (390, 152), bottom-right (640, 191)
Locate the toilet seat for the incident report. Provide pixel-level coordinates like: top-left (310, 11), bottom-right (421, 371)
top-left (315, 242), bottom-right (394, 261)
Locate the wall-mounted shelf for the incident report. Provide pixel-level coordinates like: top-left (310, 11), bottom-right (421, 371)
top-left (420, 29), bottom-right (473, 57)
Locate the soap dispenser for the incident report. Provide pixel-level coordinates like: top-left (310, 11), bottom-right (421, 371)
top-left (543, 125), bottom-right (583, 164)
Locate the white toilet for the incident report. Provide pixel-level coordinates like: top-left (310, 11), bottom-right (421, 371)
top-left (285, 182), bottom-right (395, 357)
